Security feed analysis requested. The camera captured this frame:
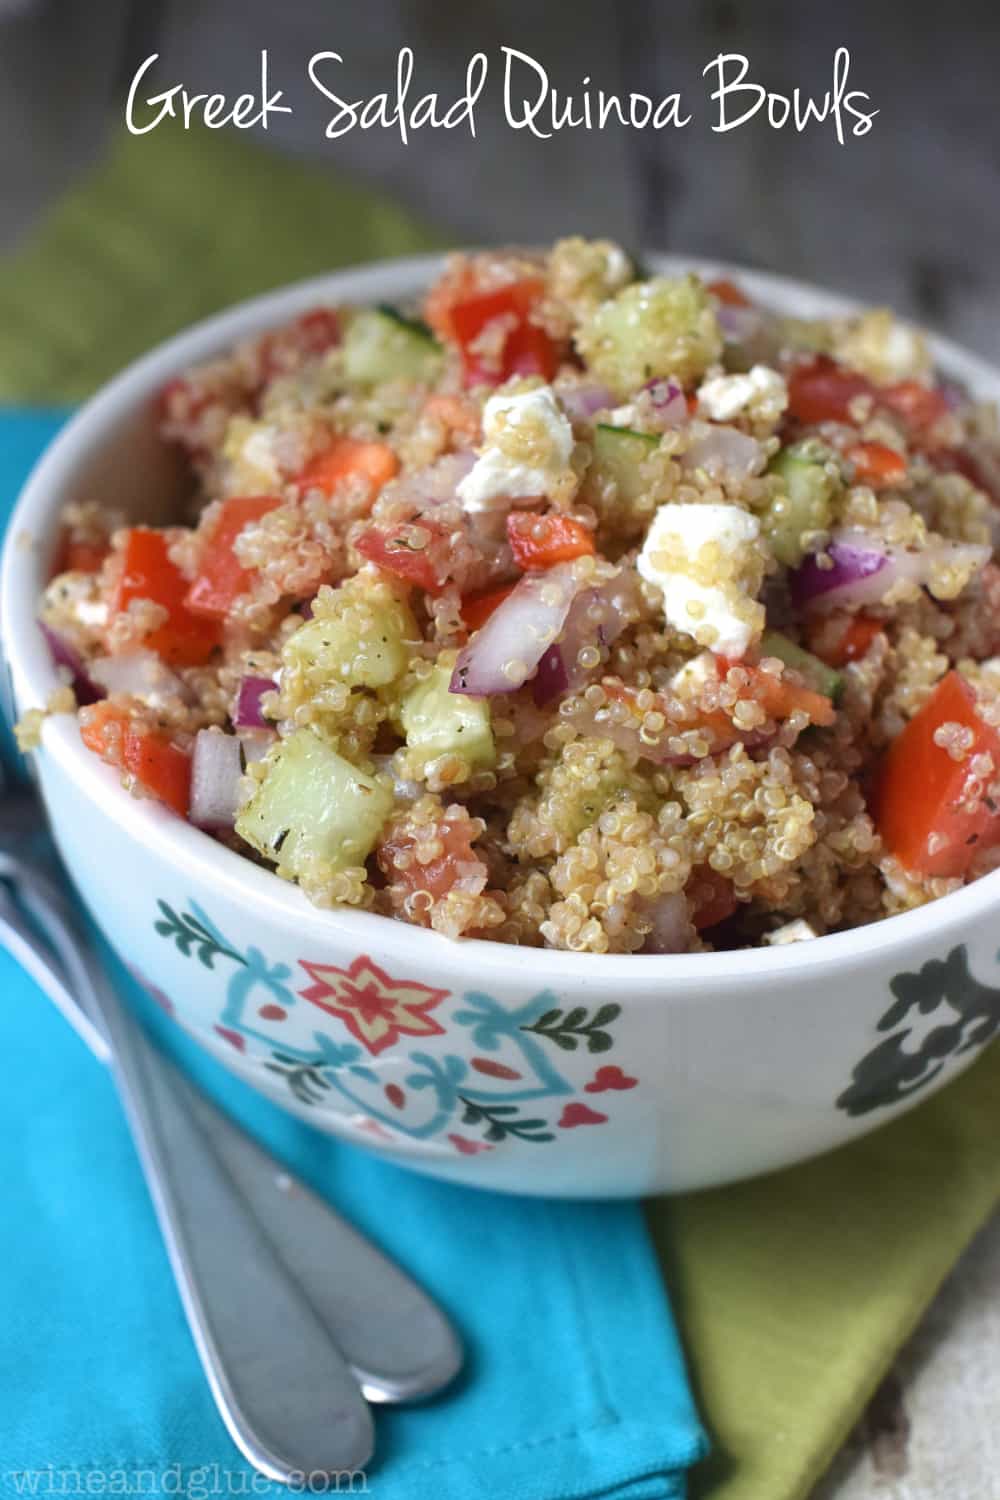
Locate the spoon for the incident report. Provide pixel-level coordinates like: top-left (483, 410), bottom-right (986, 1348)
top-left (0, 775), bottom-right (462, 1479)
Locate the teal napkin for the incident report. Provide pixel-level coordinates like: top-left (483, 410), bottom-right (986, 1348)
top-left (0, 410), bottom-right (707, 1499)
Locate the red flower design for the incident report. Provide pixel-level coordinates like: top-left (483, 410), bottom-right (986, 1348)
top-left (558, 1102), bottom-right (608, 1129)
top-left (584, 1065), bottom-right (638, 1093)
top-left (448, 1134), bottom-right (494, 1156)
top-left (298, 954), bottom-right (449, 1056)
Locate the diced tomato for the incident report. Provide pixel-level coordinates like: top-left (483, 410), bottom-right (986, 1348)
top-left (378, 812), bottom-right (487, 912)
top-left (157, 375), bottom-right (213, 427)
top-left (79, 702), bottom-right (191, 816)
top-left (870, 670), bottom-right (1000, 878)
top-left (53, 536), bottom-right (109, 576)
top-left (355, 519), bottom-right (449, 592)
top-left (717, 658), bottom-right (837, 729)
top-left (787, 356), bottom-right (875, 426)
top-left (287, 307), bottom-right (341, 356)
top-left (460, 583), bottom-right (517, 631)
top-left (845, 441), bottom-right (908, 489)
top-left (122, 731), bottom-right (191, 816)
top-left (185, 495), bottom-right (282, 619)
top-left (807, 612), bottom-right (884, 668)
top-left (747, 665), bottom-right (837, 728)
top-left (294, 437), bottom-right (399, 500)
top-left (423, 262), bottom-right (480, 342)
top-left (256, 308), bottom-right (341, 384)
top-left (604, 657), bottom-right (835, 761)
top-left (507, 512), bottom-right (595, 570)
top-left (881, 381), bottom-right (950, 439)
top-left (790, 360), bottom-right (954, 444)
top-left (423, 393), bottom-right (481, 444)
top-left (491, 319), bottom-right (561, 382)
top-left (688, 867), bottom-right (738, 930)
top-left (603, 678), bottom-right (737, 758)
top-left (443, 277), bottom-right (562, 386)
top-left (448, 277), bottom-right (542, 344)
top-left (707, 278), bottom-right (751, 308)
top-left (80, 702), bottom-right (128, 760)
top-left (111, 528), bottom-right (220, 666)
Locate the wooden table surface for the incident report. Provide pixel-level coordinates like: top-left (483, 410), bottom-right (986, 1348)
top-left (1, 3), bottom-right (997, 1494)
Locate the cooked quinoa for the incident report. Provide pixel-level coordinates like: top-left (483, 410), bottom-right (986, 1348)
top-left (25, 242), bottom-right (1000, 953)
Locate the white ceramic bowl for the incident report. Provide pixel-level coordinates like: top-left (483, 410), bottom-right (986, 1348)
top-left (5, 254), bottom-right (1000, 1198)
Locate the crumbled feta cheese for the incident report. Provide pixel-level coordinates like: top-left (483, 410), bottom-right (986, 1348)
top-left (763, 919), bottom-right (819, 946)
top-left (638, 502), bottom-right (765, 658)
top-left (75, 598), bottom-right (109, 629)
top-left (882, 323), bottom-right (928, 381)
top-left (223, 419), bottom-right (283, 490)
top-left (608, 403), bottom-right (639, 427)
top-left (697, 365), bottom-right (788, 424)
top-left (833, 310), bottom-right (931, 384)
top-left (668, 651), bottom-right (717, 695)
top-left (601, 243), bottom-right (632, 291)
top-left (457, 385), bottom-right (575, 513)
top-left (43, 572), bottom-right (108, 634)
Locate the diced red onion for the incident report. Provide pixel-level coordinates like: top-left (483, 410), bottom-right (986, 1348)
top-left (531, 573), bottom-right (637, 707)
top-left (639, 891), bottom-right (694, 954)
top-left (790, 530), bottom-right (990, 613)
top-left (682, 426), bottom-right (763, 480)
top-left (716, 304), bottom-right (765, 345)
top-left (190, 730), bottom-right (245, 830)
top-left (237, 729), bottom-right (276, 764)
top-left (500, 693), bottom-right (552, 745)
top-left (450, 562), bottom-right (579, 697)
top-left (40, 623), bottom-right (103, 705)
top-left (642, 378), bottom-right (688, 428)
top-left (389, 451), bottom-right (476, 511)
top-left (789, 537), bottom-right (889, 611)
top-left (565, 702), bottom-right (680, 765)
top-left (531, 644), bottom-right (570, 706)
top-left (937, 379), bottom-right (967, 412)
top-left (90, 650), bottom-right (184, 704)
top-left (558, 384), bottom-right (616, 423)
top-left (234, 675), bottom-right (277, 730)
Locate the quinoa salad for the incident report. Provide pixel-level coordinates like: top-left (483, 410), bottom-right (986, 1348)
top-left (22, 241), bottom-right (1000, 954)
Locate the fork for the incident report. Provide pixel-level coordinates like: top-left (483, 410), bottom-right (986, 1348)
top-left (0, 769), bottom-right (462, 1481)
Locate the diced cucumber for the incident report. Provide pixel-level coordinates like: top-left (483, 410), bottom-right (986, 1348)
top-left (401, 662), bottom-right (496, 772)
top-left (342, 307), bottom-right (443, 386)
top-left (590, 424), bottom-right (659, 509)
top-left (576, 274), bottom-right (723, 396)
top-left (376, 304), bottom-right (435, 340)
top-left (764, 440), bottom-right (840, 567)
top-left (760, 631), bottom-right (843, 702)
top-left (235, 729), bottom-right (392, 877)
top-left (282, 577), bottom-right (415, 697)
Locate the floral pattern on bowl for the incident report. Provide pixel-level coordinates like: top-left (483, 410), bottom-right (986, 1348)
top-left (152, 898), bottom-right (636, 1152)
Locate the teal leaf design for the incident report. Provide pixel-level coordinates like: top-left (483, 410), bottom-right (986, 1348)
top-left (265, 1052), bottom-right (331, 1107)
top-left (153, 900), bottom-right (246, 970)
top-left (458, 1096), bottom-right (554, 1143)
top-left (520, 1003), bottom-right (621, 1055)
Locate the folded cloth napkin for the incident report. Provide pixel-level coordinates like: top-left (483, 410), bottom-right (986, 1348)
top-left (3, 126), bottom-right (1000, 1500)
top-left (0, 408), bottom-right (706, 1498)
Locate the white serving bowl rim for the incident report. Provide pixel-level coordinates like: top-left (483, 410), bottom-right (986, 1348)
top-left (5, 250), bottom-right (1000, 992)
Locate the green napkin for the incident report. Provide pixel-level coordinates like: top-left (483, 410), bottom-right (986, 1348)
top-left (0, 121), bottom-right (444, 402)
top-left (2, 119), bottom-right (998, 1500)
